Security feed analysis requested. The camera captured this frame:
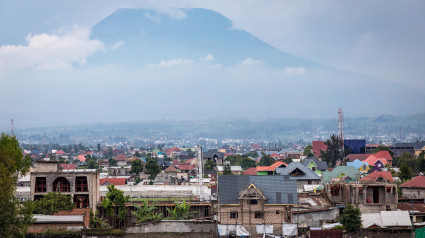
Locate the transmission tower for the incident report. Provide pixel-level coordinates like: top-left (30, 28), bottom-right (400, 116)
top-left (10, 119), bottom-right (14, 136)
top-left (338, 108), bottom-right (344, 140)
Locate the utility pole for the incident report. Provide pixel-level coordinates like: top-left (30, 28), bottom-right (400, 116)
top-left (197, 146), bottom-right (204, 201)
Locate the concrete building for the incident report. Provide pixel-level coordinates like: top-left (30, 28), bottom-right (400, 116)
top-left (217, 175), bottom-right (297, 236)
top-left (30, 161), bottom-right (100, 210)
top-left (325, 181), bottom-right (398, 213)
top-left (400, 176), bottom-right (425, 199)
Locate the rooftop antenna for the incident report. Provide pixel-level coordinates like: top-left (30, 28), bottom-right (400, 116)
top-left (197, 146), bottom-right (204, 201)
top-left (10, 119), bottom-right (14, 136)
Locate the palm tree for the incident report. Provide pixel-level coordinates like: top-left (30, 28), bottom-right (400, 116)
top-left (321, 134), bottom-right (347, 167)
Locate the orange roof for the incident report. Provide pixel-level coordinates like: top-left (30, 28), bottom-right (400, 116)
top-left (164, 166), bottom-right (179, 172)
top-left (243, 167), bottom-right (257, 175)
top-left (373, 151), bottom-right (393, 161)
top-left (400, 176), bottom-right (425, 188)
top-left (364, 155), bottom-right (387, 166)
top-left (256, 161), bottom-right (287, 172)
top-left (76, 154), bottom-right (86, 162)
top-left (115, 154), bottom-right (127, 161)
top-left (100, 178), bottom-right (127, 186)
top-left (361, 171), bottom-right (393, 182)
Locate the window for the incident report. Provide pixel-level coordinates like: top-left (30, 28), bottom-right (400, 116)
top-left (386, 205), bottom-right (391, 211)
top-left (249, 200), bottom-right (258, 205)
top-left (53, 177), bottom-right (70, 192)
top-left (331, 186), bottom-right (340, 196)
top-left (76, 176), bottom-right (88, 192)
top-left (359, 187), bottom-right (363, 195)
top-left (276, 210), bottom-right (280, 214)
top-left (386, 187), bottom-right (392, 193)
top-left (230, 211), bottom-right (238, 219)
top-left (312, 167), bottom-right (316, 171)
top-left (74, 194), bottom-right (89, 208)
top-left (35, 177), bottom-right (46, 192)
top-left (255, 211), bottom-right (264, 219)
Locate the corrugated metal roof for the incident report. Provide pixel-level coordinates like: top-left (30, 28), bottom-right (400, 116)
top-left (276, 162), bottom-right (320, 181)
top-left (362, 213), bottom-right (384, 228)
top-left (381, 211), bottom-right (412, 227)
top-left (33, 215), bottom-right (84, 223)
top-left (217, 166), bottom-right (242, 172)
top-left (218, 175), bottom-right (297, 204)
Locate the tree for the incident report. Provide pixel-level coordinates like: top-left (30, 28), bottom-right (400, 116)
top-left (374, 145), bottom-right (394, 158)
top-left (145, 159), bottom-right (161, 181)
top-left (321, 134), bottom-right (348, 167)
top-left (90, 209), bottom-right (109, 229)
top-left (204, 160), bottom-right (215, 171)
top-left (258, 154), bottom-right (274, 166)
top-left (165, 200), bottom-right (197, 220)
top-left (339, 204), bottom-right (362, 233)
top-left (109, 158), bottom-right (118, 166)
top-left (283, 157), bottom-right (293, 164)
top-left (398, 152), bottom-right (419, 174)
top-left (134, 151), bottom-right (142, 157)
top-left (101, 184), bottom-right (129, 228)
top-left (303, 145), bottom-right (314, 158)
top-left (222, 164), bottom-right (233, 175)
top-left (132, 198), bottom-right (163, 223)
top-left (130, 159), bottom-right (143, 175)
top-left (419, 151), bottom-right (425, 173)
top-left (31, 192), bottom-right (75, 214)
top-left (399, 164), bottom-right (413, 180)
top-left (86, 155), bottom-right (99, 169)
top-left (246, 151), bottom-right (259, 158)
top-left (0, 134), bottom-right (34, 238)
top-left (239, 157), bottom-right (256, 170)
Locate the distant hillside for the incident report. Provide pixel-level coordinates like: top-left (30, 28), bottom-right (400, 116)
top-left (12, 113), bottom-right (425, 144)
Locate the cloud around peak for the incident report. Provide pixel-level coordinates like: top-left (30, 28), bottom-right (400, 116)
top-left (0, 25), bottom-right (104, 77)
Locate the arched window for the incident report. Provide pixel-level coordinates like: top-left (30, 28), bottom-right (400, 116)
top-left (53, 177), bottom-right (70, 192)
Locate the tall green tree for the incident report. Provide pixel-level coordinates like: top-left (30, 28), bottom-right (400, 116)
top-left (303, 145), bottom-right (314, 158)
top-left (145, 159), bottom-right (161, 181)
top-left (101, 184), bottom-right (129, 228)
top-left (418, 151), bottom-right (425, 173)
top-left (130, 159), bottom-right (143, 175)
top-left (258, 154), bottom-right (274, 166)
top-left (222, 164), bottom-right (233, 175)
top-left (321, 134), bottom-right (348, 167)
top-left (109, 158), bottom-right (118, 166)
top-left (203, 160), bottom-right (215, 171)
top-left (0, 134), bottom-right (34, 238)
top-left (399, 164), bottom-right (413, 180)
top-left (339, 204), bottom-right (362, 233)
top-left (239, 157), bottom-right (256, 170)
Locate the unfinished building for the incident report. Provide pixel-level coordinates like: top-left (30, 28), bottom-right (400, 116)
top-left (217, 175), bottom-right (297, 236)
top-left (30, 161), bottom-right (100, 210)
top-left (325, 181), bottom-right (398, 213)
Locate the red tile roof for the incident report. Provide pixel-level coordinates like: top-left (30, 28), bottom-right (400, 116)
top-left (56, 150), bottom-right (66, 155)
top-left (172, 160), bottom-right (185, 165)
top-left (115, 154), bottom-right (127, 161)
top-left (364, 155), bottom-right (387, 166)
top-left (243, 167), bottom-right (257, 175)
top-left (361, 171), bottom-right (393, 182)
top-left (60, 164), bottom-right (76, 170)
top-left (100, 178), bottom-right (127, 186)
top-left (164, 166), bottom-right (179, 172)
top-left (400, 176), bottom-right (425, 188)
top-left (76, 154), bottom-right (86, 162)
top-left (346, 154), bottom-right (371, 162)
top-left (398, 203), bottom-right (425, 213)
top-left (312, 141), bottom-right (327, 157)
top-left (373, 151), bottom-right (393, 161)
top-left (176, 164), bottom-right (195, 171)
top-left (256, 161), bottom-right (287, 172)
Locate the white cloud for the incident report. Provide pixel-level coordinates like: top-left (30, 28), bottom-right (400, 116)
top-left (283, 67), bottom-right (306, 75)
top-left (200, 54), bottom-right (214, 61)
top-left (110, 40), bottom-right (124, 50)
top-left (148, 58), bottom-right (194, 67)
top-left (239, 58), bottom-right (263, 65)
top-left (0, 25), bottom-right (104, 77)
top-left (143, 12), bottom-right (162, 23)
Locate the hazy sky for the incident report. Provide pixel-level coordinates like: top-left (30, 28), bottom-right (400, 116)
top-left (0, 1), bottom-right (424, 129)
top-left (1, 0), bottom-right (424, 87)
